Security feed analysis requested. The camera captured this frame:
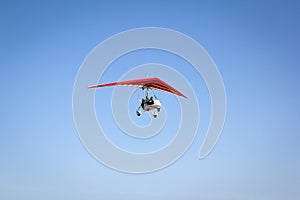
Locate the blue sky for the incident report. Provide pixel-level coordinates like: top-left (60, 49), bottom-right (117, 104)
top-left (1, 0), bottom-right (299, 199)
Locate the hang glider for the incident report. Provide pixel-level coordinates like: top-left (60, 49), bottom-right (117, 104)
top-left (88, 77), bottom-right (186, 118)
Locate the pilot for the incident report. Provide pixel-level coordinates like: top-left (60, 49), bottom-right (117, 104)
top-left (143, 95), bottom-right (154, 107)
top-left (141, 98), bottom-right (145, 109)
top-left (148, 96), bottom-right (154, 105)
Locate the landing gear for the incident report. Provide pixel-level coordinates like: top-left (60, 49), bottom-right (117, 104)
top-left (136, 110), bottom-right (142, 116)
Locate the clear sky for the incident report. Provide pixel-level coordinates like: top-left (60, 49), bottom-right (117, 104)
top-left (1, 0), bottom-right (299, 199)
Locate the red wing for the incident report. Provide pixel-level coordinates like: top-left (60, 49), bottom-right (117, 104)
top-left (88, 77), bottom-right (187, 98)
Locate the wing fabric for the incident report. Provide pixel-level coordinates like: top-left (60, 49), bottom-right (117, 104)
top-left (88, 77), bottom-right (187, 98)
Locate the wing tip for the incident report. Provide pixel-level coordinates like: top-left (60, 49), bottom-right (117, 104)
top-left (87, 85), bottom-right (97, 88)
top-left (180, 93), bottom-right (187, 99)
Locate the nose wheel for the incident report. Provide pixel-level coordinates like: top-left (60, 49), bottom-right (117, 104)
top-left (136, 110), bottom-right (142, 116)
